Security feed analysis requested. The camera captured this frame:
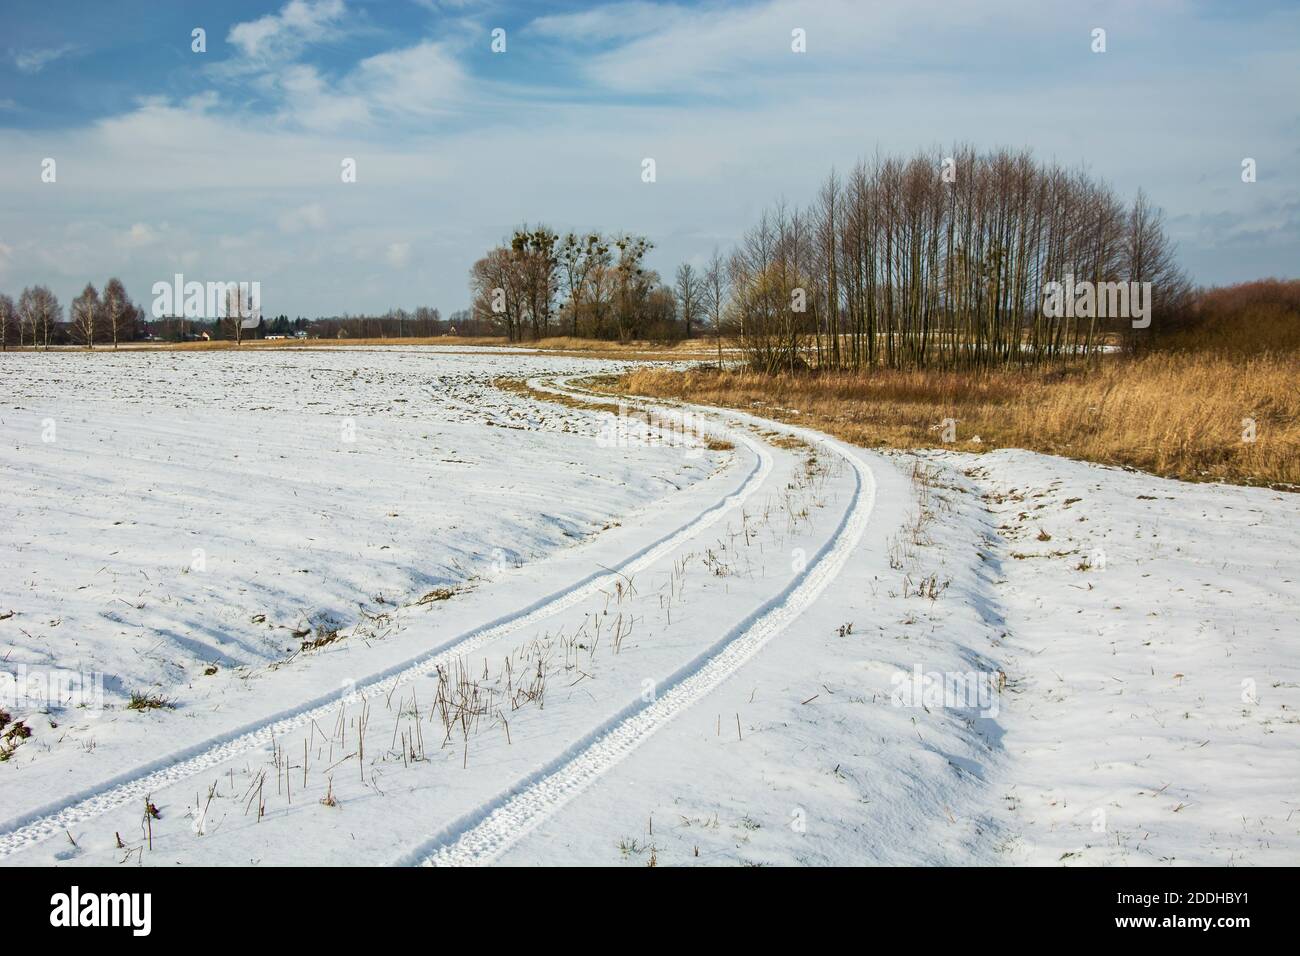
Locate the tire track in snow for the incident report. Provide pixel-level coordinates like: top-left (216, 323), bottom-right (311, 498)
top-left (405, 387), bottom-right (877, 867)
top-left (0, 387), bottom-right (772, 860)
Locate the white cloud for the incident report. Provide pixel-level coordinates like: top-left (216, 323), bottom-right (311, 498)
top-left (118, 223), bottom-right (161, 249)
top-left (274, 64), bottom-right (369, 130)
top-left (12, 44), bottom-right (76, 74)
top-left (279, 202), bottom-right (328, 234)
top-left (227, 0), bottom-right (346, 63)
top-left (220, 0), bottom-right (463, 132)
top-left (183, 91), bottom-right (222, 112)
top-left (386, 242), bottom-right (412, 268)
top-left (350, 41), bottom-right (465, 118)
top-left (410, 0), bottom-right (482, 10)
top-left (555, 0), bottom-right (1073, 95)
top-left (530, 2), bottom-right (691, 43)
top-left (244, 40), bottom-right (466, 131)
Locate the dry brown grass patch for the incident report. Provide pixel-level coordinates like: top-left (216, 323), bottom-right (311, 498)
top-left (613, 354), bottom-right (1299, 489)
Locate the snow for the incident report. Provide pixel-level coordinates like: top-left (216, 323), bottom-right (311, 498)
top-left (0, 347), bottom-right (1295, 866)
top-left (965, 450), bottom-right (1300, 865)
top-left (499, 444), bottom-right (1300, 867)
top-left (0, 348), bottom-right (711, 694)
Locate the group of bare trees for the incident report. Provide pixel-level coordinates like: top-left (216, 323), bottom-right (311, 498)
top-left (671, 252), bottom-right (732, 364)
top-left (307, 306), bottom-right (446, 340)
top-left (725, 146), bottom-right (1189, 373)
top-left (1, 279), bottom-right (140, 350)
top-left (1, 285), bottom-right (63, 350)
top-left (469, 148), bottom-right (1185, 372)
top-left (471, 227), bottom-right (687, 342)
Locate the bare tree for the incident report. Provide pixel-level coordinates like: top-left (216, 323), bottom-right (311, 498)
top-left (586, 257), bottom-right (616, 338)
top-left (703, 248), bottom-right (730, 369)
top-left (559, 232), bottom-right (609, 337)
top-left (611, 234), bottom-right (654, 341)
top-left (674, 263), bottom-right (703, 339)
top-left (728, 205), bottom-right (814, 373)
top-left (225, 286), bottom-right (258, 344)
top-left (815, 168), bottom-right (842, 367)
top-left (510, 225), bottom-right (560, 340)
top-left (0, 293), bottom-right (14, 351)
top-left (19, 285), bottom-right (60, 350)
top-left (1124, 190), bottom-right (1189, 350)
top-left (102, 277), bottom-right (130, 349)
top-left (413, 305), bottom-right (441, 337)
top-left (18, 288), bottom-right (35, 347)
top-left (72, 283), bottom-right (100, 349)
top-left (470, 246), bottom-right (524, 340)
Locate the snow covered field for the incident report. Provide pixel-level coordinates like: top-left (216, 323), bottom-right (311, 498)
top-left (0, 348), bottom-right (712, 695)
top-left (1, 347), bottom-right (1296, 866)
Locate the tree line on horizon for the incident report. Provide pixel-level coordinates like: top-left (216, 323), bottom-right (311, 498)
top-left (2, 146), bottom-right (1192, 362)
top-left (0, 280), bottom-right (467, 347)
top-left (157, 306), bottom-right (468, 343)
top-left (469, 145), bottom-right (1192, 372)
top-left (0, 280), bottom-right (147, 351)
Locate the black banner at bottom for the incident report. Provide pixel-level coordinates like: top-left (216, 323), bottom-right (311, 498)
top-left (9, 864), bottom-right (1278, 941)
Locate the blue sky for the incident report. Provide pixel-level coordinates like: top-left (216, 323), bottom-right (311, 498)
top-left (1, 0), bottom-right (1297, 316)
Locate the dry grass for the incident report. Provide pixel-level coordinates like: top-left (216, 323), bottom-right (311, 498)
top-left (413, 586), bottom-right (456, 605)
top-left (494, 375), bottom-right (611, 412)
top-left (1153, 279), bottom-right (1300, 355)
top-left (611, 353), bottom-right (1300, 489)
top-left (126, 691), bottom-right (176, 711)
